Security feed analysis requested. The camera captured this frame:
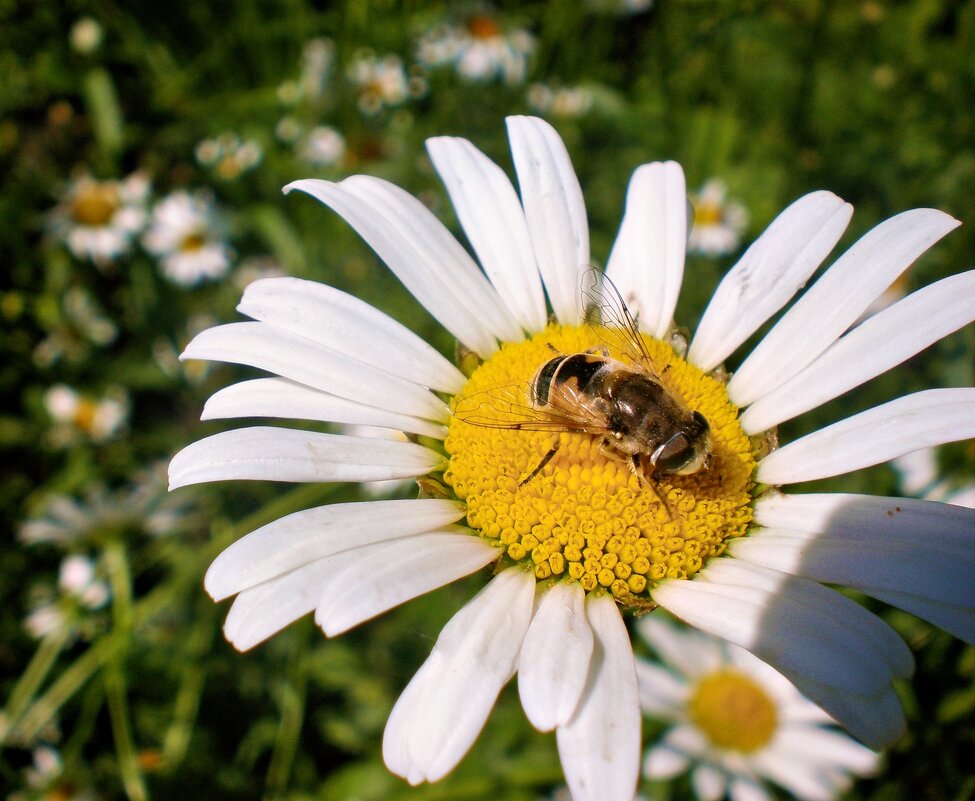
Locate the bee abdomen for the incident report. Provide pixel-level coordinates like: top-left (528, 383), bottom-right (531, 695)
top-left (533, 354), bottom-right (605, 406)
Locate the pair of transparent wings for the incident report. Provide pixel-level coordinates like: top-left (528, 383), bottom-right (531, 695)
top-left (452, 269), bottom-right (664, 436)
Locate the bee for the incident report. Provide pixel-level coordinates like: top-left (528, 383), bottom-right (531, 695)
top-left (454, 271), bottom-right (713, 488)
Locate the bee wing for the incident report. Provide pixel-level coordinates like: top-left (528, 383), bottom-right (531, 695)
top-left (453, 382), bottom-right (615, 436)
top-left (580, 268), bottom-right (665, 381)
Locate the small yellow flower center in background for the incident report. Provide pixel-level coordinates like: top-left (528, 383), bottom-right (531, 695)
top-left (444, 324), bottom-right (754, 607)
top-left (689, 669), bottom-right (778, 752)
top-left (467, 15), bottom-right (502, 39)
top-left (71, 184), bottom-right (119, 227)
top-left (694, 201), bottom-right (724, 228)
top-left (72, 398), bottom-right (98, 432)
top-left (179, 232), bottom-right (207, 252)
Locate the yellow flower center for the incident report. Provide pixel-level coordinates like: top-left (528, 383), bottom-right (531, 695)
top-left (72, 398), bottom-right (98, 432)
top-left (70, 183), bottom-right (119, 227)
top-left (467, 15), bottom-right (502, 39)
top-left (693, 201), bottom-right (724, 227)
top-left (689, 669), bottom-right (779, 752)
top-left (443, 324), bottom-right (754, 607)
top-left (179, 232), bottom-right (207, 252)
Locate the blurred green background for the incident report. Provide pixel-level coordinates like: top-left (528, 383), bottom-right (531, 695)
top-left (2, 1), bottom-right (974, 799)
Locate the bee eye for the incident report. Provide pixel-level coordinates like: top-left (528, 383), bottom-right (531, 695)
top-left (652, 433), bottom-right (693, 474)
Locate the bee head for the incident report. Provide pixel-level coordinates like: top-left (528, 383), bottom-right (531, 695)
top-left (651, 411), bottom-right (712, 476)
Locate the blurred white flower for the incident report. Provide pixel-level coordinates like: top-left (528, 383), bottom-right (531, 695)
top-left (43, 384), bottom-right (129, 444)
top-left (637, 617), bottom-right (880, 801)
top-left (143, 190), bottom-right (231, 285)
top-left (298, 125), bottom-right (346, 167)
top-left (58, 554), bottom-right (110, 609)
top-left (195, 132), bottom-right (263, 180)
top-left (586, 0), bottom-right (654, 13)
top-left (300, 37), bottom-right (335, 102)
top-left (347, 51), bottom-right (414, 114)
top-left (688, 179), bottom-right (748, 257)
top-left (20, 462), bottom-right (195, 547)
top-left (417, 13), bottom-right (534, 85)
top-left (892, 447), bottom-right (975, 509)
top-left (50, 172), bottom-right (150, 267)
top-left (69, 17), bottom-right (103, 54)
top-left (527, 82), bottom-right (593, 119)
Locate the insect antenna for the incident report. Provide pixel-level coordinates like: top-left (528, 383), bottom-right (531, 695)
top-left (520, 441), bottom-right (560, 486)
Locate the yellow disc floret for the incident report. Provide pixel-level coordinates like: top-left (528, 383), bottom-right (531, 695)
top-left (443, 323), bottom-right (755, 608)
top-left (689, 669), bottom-right (779, 752)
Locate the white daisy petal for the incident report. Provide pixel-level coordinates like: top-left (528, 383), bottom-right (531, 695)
top-left (338, 175), bottom-right (524, 343)
top-left (556, 594), bottom-right (640, 801)
top-left (752, 755), bottom-right (843, 801)
top-left (237, 277), bottom-right (466, 394)
top-left (426, 135), bottom-right (547, 332)
top-left (740, 270), bottom-right (975, 432)
top-left (729, 531), bottom-right (975, 610)
top-left (202, 377), bottom-right (448, 440)
top-left (728, 208), bottom-right (960, 406)
top-left (757, 388), bottom-right (975, 485)
top-left (688, 191), bottom-right (852, 371)
top-left (772, 667), bottom-right (905, 753)
top-left (223, 559), bottom-right (331, 651)
top-left (283, 178), bottom-right (504, 357)
top-left (382, 568), bottom-right (535, 783)
top-left (867, 589), bottom-right (975, 644)
top-left (728, 775), bottom-right (773, 801)
top-left (168, 427), bottom-right (443, 489)
top-left (774, 725), bottom-right (879, 773)
top-left (183, 322), bottom-right (449, 423)
top-left (754, 492), bottom-right (975, 542)
top-left (506, 115), bottom-right (589, 325)
top-left (642, 740), bottom-right (691, 780)
top-left (518, 581), bottom-right (594, 731)
top-left (634, 660), bottom-right (688, 716)
top-left (204, 499), bottom-right (465, 601)
top-left (637, 615), bottom-right (725, 678)
top-left (699, 558), bottom-right (914, 679)
top-left (652, 564), bottom-right (910, 747)
top-left (693, 763), bottom-right (729, 801)
top-left (605, 161), bottom-right (687, 338)
top-left (315, 532), bottom-right (501, 636)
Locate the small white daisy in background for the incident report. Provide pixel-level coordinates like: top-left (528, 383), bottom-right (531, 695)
top-left (170, 116), bottom-right (975, 801)
top-left (299, 37), bottom-right (335, 103)
top-left (417, 12), bottom-right (534, 85)
top-left (143, 189), bottom-right (231, 286)
top-left (33, 286), bottom-right (118, 368)
top-left (19, 462), bottom-right (196, 547)
top-left (527, 82), bottom-right (594, 119)
top-left (637, 616), bottom-right (879, 801)
top-left (298, 125), bottom-right (346, 167)
top-left (24, 553), bottom-right (110, 641)
top-left (50, 171), bottom-right (150, 267)
top-left (892, 447), bottom-right (975, 509)
top-left (7, 743), bottom-right (101, 801)
top-left (69, 16), bottom-right (103, 54)
top-left (688, 179), bottom-right (749, 257)
top-left (194, 132), bottom-right (263, 181)
top-left (43, 383), bottom-right (128, 445)
top-left (347, 51), bottom-right (415, 115)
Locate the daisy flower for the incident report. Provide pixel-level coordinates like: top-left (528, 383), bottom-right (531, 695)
top-left (527, 82), bottom-right (594, 119)
top-left (170, 116), bottom-right (975, 801)
top-left (417, 12), bottom-right (534, 85)
top-left (194, 132), bottom-right (263, 181)
top-left (346, 51), bottom-right (420, 115)
top-left (50, 172), bottom-right (150, 267)
top-left (43, 383), bottom-right (128, 444)
top-left (143, 189), bottom-right (231, 286)
top-left (637, 617), bottom-right (879, 801)
top-left (688, 179), bottom-right (749, 257)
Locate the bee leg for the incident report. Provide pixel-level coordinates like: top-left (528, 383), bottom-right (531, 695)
top-left (520, 442), bottom-right (560, 486)
top-left (627, 454), bottom-right (683, 534)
